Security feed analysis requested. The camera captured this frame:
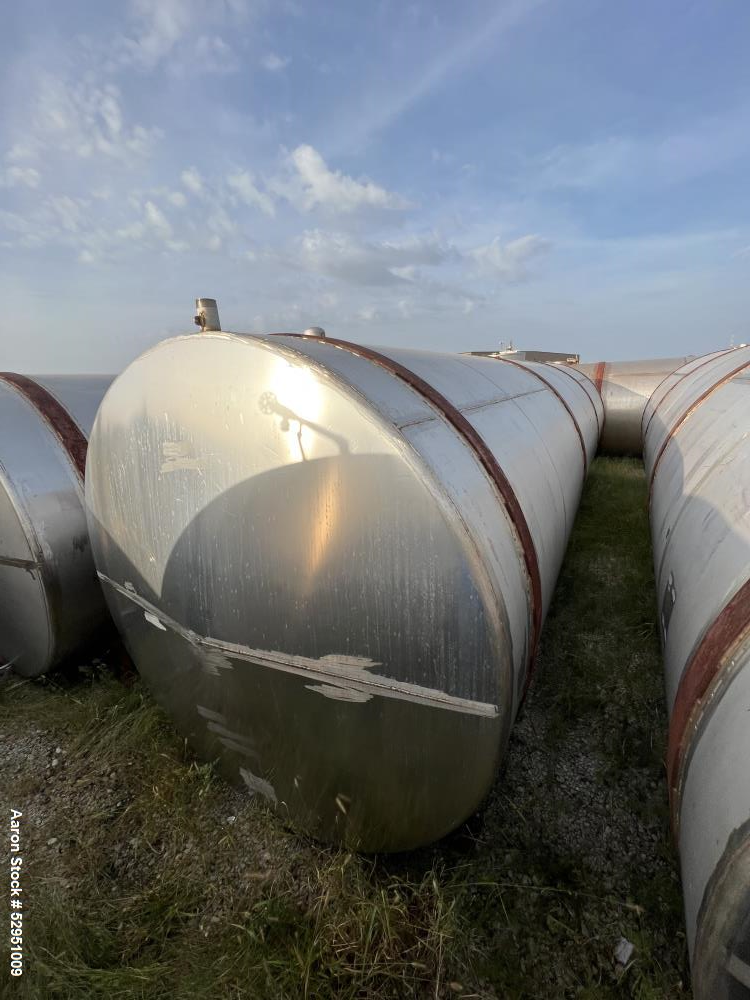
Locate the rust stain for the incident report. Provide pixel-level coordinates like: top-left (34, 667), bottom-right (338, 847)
top-left (0, 373), bottom-right (88, 483)
top-left (667, 576), bottom-right (750, 831)
top-left (648, 356), bottom-right (750, 503)
top-left (274, 333), bottom-right (544, 696)
top-left (593, 361), bottom-right (606, 395)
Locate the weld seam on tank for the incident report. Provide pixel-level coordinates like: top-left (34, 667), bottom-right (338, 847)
top-left (647, 356), bottom-right (750, 500)
top-left (0, 373), bottom-right (88, 482)
top-left (490, 357), bottom-right (589, 474)
top-left (278, 332), bottom-right (545, 667)
top-left (641, 347), bottom-right (736, 443)
top-left (544, 361), bottom-right (603, 437)
top-left (667, 577), bottom-right (750, 830)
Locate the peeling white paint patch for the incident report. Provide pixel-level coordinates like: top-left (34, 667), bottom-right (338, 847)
top-left (144, 611), bottom-right (167, 631)
top-left (218, 736), bottom-right (261, 760)
top-left (305, 683), bottom-right (372, 703)
top-left (239, 767), bottom-right (277, 804)
top-left (319, 654), bottom-right (380, 670)
top-left (202, 648), bottom-right (233, 674)
top-left (160, 440), bottom-right (202, 473)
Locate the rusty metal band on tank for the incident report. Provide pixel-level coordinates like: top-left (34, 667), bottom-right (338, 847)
top-left (643, 344), bottom-right (750, 1000)
top-left (85, 329), bottom-right (601, 852)
top-left (0, 374), bottom-right (114, 676)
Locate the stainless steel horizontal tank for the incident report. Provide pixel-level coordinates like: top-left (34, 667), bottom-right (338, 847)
top-left (85, 331), bottom-right (601, 851)
top-left (0, 374), bottom-right (114, 676)
top-left (578, 357), bottom-right (692, 455)
top-left (643, 344), bottom-right (750, 998)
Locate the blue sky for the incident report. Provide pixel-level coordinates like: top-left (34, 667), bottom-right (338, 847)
top-left (1, 0), bottom-right (749, 372)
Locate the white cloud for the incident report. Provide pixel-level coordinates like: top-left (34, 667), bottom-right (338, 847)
top-left (282, 145), bottom-right (410, 213)
top-left (529, 139), bottom-right (634, 191)
top-left (527, 104), bottom-right (750, 194)
top-left (293, 230), bottom-right (451, 285)
top-left (167, 190), bottom-right (187, 207)
top-left (469, 235), bottom-right (551, 281)
top-left (0, 166), bottom-right (40, 189)
top-left (227, 170), bottom-right (275, 216)
top-left (5, 143), bottom-right (36, 164)
top-left (8, 77), bottom-right (161, 165)
top-left (194, 35), bottom-right (239, 73)
top-left (144, 200), bottom-right (173, 240)
top-left (49, 196), bottom-right (86, 233)
top-left (262, 52), bottom-right (290, 71)
top-left (327, 0), bottom-right (548, 156)
top-left (118, 0), bottom-right (249, 71)
top-left (181, 167), bottom-right (204, 195)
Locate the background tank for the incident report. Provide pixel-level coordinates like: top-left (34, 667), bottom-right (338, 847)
top-left (0, 374), bottom-right (114, 676)
top-left (85, 331), bottom-right (601, 852)
top-left (578, 356), bottom-right (693, 455)
top-left (643, 345), bottom-right (750, 999)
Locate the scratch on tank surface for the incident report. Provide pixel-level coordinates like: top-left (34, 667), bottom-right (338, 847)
top-left (239, 767), bottom-right (277, 804)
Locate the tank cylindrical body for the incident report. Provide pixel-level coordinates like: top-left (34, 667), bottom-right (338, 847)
top-left (85, 332), bottom-right (601, 851)
top-left (578, 357), bottom-right (692, 455)
top-left (643, 345), bottom-right (750, 998)
top-left (0, 374), bottom-right (114, 676)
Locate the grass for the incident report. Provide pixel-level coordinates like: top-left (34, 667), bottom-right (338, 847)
top-left (0, 458), bottom-right (690, 999)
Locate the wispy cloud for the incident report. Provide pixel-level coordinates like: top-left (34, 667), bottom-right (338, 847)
top-left (0, 165), bottom-right (40, 189)
top-left (261, 52), bottom-right (290, 72)
top-left (525, 102), bottom-right (750, 193)
top-left (329, 0), bottom-right (549, 155)
top-left (227, 170), bottom-right (275, 216)
top-left (181, 167), bottom-right (204, 195)
top-left (116, 0), bottom-right (251, 71)
top-left (290, 229), bottom-right (453, 285)
top-left (277, 145), bottom-right (410, 213)
top-left (4, 77), bottom-right (161, 165)
top-left (469, 234), bottom-right (551, 281)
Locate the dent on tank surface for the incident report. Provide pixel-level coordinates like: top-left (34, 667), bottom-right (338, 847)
top-left (85, 329), bottom-right (601, 851)
top-left (0, 374), bottom-right (114, 677)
